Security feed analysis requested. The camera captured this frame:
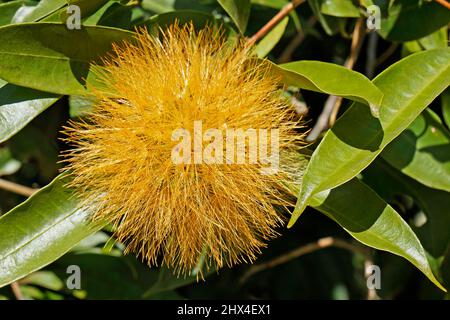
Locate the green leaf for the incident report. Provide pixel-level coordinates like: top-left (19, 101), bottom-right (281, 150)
top-left (68, 95), bottom-right (94, 118)
top-left (307, 0), bottom-right (340, 35)
top-left (83, 2), bottom-right (132, 29)
top-left (22, 271), bottom-right (64, 291)
top-left (290, 48), bottom-right (450, 227)
top-left (141, 0), bottom-right (218, 14)
top-left (250, 0), bottom-right (301, 30)
top-left (60, 0), bottom-right (110, 22)
top-left (142, 267), bottom-right (202, 298)
top-left (443, 89), bottom-right (450, 130)
top-left (0, 79), bottom-right (60, 143)
top-left (320, 0), bottom-right (360, 18)
top-left (273, 61), bottom-right (383, 115)
top-left (19, 0), bottom-right (67, 22)
top-left (0, 23), bottom-right (135, 95)
top-left (141, 0), bottom-right (176, 13)
top-left (377, 0), bottom-right (450, 41)
top-left (218, 0), bottom-right (251, 33)
top-left (140, 10), bottom-right (221, 30)
top-left (309, 178), bottom-right (446, 291)
top-left (0, 0), bottom-right (32, 26)
top-left (49, 253), bottom-right (198, 299)
top-left (0, 175), bottom-right (103, 288)
top-left (254, 16), bottom-right (288, 58)
top-left (402, 27), bottom-right (448, 57)
top-left (381, 109), bottom-right (450, 192)
top-left (363, 159), bottom-right (450, 260)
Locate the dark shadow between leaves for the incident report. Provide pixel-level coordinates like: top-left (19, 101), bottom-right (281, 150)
top-left (316, 178), bottom-right (385, 233)
top-left (382, 110), bottom-right (450, 169)
top-left (0, 82), bottom-right (59, 104)
top-left (331, 103), bottom-right (383, 152)
top-left (421, 144), bottom-right (450, 163)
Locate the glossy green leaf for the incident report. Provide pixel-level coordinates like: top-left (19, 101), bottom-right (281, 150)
top-left (403, 27), bottom-right (448, 56)
top-left (0, 147), bottom-right (20, 176)
top-left (19, 0), bottom-right (67, 22)
top-left (140, 10), bottom-right (220, 30)
top-left (60, 0), bottom-right (110, 23)
top-left (0, 175), bottom-right (103, 288)
top-left (290, 48), bottom-right (450, 227)
top-left (376, 0), bottom-right (450, 41)
top-left (0, 0), bottom-right (32, 26)
top-left (141, 0), bottom-right (176, 13)
top-left (68, 95), bottom-right (94, 118)
top-left (0, 23), bottom-right (135, 95)
top-left (320, 0), bottom-right (360, 18)
top-left (141, 0), bottom-right (218, 14)
top-left (255, 16), bottom-right (288, 58)
top-left (443, 90), bottom-right (450, 130)
top-left (382, 109), bottom-right (450, 192)
top-left (0, 79), bottom-right (60, 143)
top-left (309, 178), bottom-right (445, 291)
top-left (273, 61), bottom-right (383, 115)
top-left (307, 0), bottom-right (340, 35)
top-left (83, 2), bottom-right (132, 29)
top-left (218, 0), bottom-right (251, 33)
top-left (142, 267), bottom-right (203, 298)
top-left (363, 160), bottom-right (450, 260)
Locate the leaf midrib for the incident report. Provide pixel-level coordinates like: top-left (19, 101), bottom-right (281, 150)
top-left (0, 51), bottom-right (90, 63)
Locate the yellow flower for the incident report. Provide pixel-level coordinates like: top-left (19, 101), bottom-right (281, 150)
top-left (62, 23), bottom-right (304, 275)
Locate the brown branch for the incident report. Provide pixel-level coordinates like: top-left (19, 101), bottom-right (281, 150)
top-left (10, 282), bottom-right (24, 300)
top-left (0, 178), bottom-right (37, 197)
top-left (247, 0), bottom-right (306, 45)
top-left (435, 0), bottom-right (450, 10)
top-left (375, 42), bottom-right (398, 68)
top-left (240, 236), bottom-right (370, 284)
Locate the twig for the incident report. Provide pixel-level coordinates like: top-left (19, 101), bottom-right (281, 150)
top-left (374, 43), bottom-right (398, 68)
top-left (365, 31), bottom-right (378, 79)
top-left (328, 18), bottom-right (366, 125)
top-left (0, 178), bottom-right (37, 197)
top-left (10, 282), bottom-right (24, 300)
top-left (278, 16), bottom-right (317, 63)
top-left (240, 236), bottom-right (370, 284)
top-left (306, 95), bottom-right (339, 141)
top-left (343, 18), bottom-right (366, 70)
top-left (435, 0), bottom-right (450, 10)
top-left (247, 0), bottom-right (306, 45)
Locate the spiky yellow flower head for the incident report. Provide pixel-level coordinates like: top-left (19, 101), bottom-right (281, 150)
top-left (62, 23), bottom-right (304, 275)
